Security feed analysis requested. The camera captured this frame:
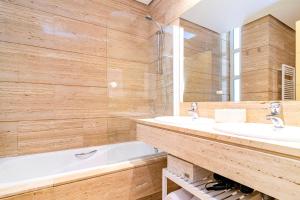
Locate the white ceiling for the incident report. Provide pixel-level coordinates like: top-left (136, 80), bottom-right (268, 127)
top-left (135, 0), bottom-right (153, 5)
top-left (181, 0), bottom-right (300, 33)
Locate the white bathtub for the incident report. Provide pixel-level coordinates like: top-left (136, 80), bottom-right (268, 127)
top-left (0, 141), bottom-right (164, 198)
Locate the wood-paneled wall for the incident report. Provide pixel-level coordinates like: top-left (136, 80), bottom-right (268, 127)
top-left (0, 0), bottom-right (157, 157)
top-left (149, 0), bottom-right (200, 25)
top-left (242, 15), bottom-right (296, 101)
top-left (0, 0), bottom-right (204, 156)
top-left (180, 19), bottom-right (230, 102)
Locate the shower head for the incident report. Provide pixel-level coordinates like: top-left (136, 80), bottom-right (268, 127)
top-left (145, 15), bottom-right (153, 21)
top-left (144, 15), bottom-right (163, 33)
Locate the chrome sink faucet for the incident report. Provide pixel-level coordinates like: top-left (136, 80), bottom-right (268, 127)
top-left (266, 102), bottom-right (285, 128)
top-left (188, 102), bottom-right (199, 120)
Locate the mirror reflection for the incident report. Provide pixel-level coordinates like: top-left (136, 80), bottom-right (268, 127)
top-left (180, 0), bottom-right (300, 102)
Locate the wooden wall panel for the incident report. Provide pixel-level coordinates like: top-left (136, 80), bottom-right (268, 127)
top-left (3, 0), bottom-right (110, 27)
top-left (0, 2), bottom-right (107, 57)
top-left (241, 16), bottom-right (270, 101)
top-left (107, 117), bottom-right (136, 143)
top-left (242, 45), bottom-right (270, 73)
top-left (5, 0), bottom-right (150, 37)
top-left (241, 15), bottom-right (295, 101)
top-left (108, 61), bottom-right (156, 93)
top-left (269, 17), bottom-right (296, 57)
top-left (0, 42), bottom-right (107, 87)
top-left (149, 0), bottom-right (200, 24)
top-left (107, 58), bottom-right (156, 116)
top-left (242, 17), bottom-right (270, 50)
top-left (107, 29), bottom-right (153, 63)
top-left (0, 0), bottom-right (154, 156)
top-left (0, 122), bottom-right (18, 157)
top-left (17, 118), bottom-right (108, 155)
top-left (0, 82), bottom-right (108, 121)
top-left (107, 6), bottom-right (152, 38)
top-left (241, 69), bottom-right (280, 99)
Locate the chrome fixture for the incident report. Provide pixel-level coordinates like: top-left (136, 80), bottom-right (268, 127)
top-left (188, 102), bottom-right (199, 119)
top-left (145, 15), bottom-right (164, 74)
top-left (266, 102), bottom-right (285, 128)
top-left (145, 15), bottom-right (168, 114)
top-left (75, 150), bottom-right (97, 159)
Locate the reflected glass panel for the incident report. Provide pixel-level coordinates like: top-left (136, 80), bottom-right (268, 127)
top-left (234, 79), bottom-right (240, 101)
top-left (233, 27), bottom-right (240, 50)
top-left (234, 52), bottom-right (240, 76)
top-left (181, 18), bottom-right (230, 102)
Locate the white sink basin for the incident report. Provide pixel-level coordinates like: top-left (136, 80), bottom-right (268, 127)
top-left (214, 123), bottom-right (300, 142)
top-left (154, 116), bottom-right (214, 126)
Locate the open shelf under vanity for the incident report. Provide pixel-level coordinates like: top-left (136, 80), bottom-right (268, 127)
top-left (162, 168), bottom-right (261, 200)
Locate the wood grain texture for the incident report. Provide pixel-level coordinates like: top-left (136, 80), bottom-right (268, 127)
top-left (0, 82), bottom-right (108, 121)
top-left (0, 122), bottom-right (18, 156)
top-left (0, 0), bottom-right (154, 156)
top-left (137, 124), bottom-right (300, 200)
top-left (107, 117), bottom-right (136, 143)
top-left (107, 58), bottom-right (157, 116)
top-left (181, 19), bottom-right (230, 102)
top-left (17, 118), bottom-right (108, 155)
top-left (0, 42), bottom-right (107, 87)
top-left (242, 15), bottom-right (295, 101)
top-left (149, 0), bottom-right (201, 25)
top-left (0, 1), bottom-right (107, 57)
top-left (1, 157), bottom-right (167, 200)
top-left (3, 0), bottom-right (110, 27)
top-left (108, 29), bottom-right (153, 63)
top-left (137, 118), bottom-right (300, 159)
top-left (52, 162), bottom-right (164, 200)
top-left (4, 0), bottom-right (150, 37)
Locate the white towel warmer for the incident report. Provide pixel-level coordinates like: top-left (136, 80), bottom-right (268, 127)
top-left (281, 64), bottom-right (296, 100)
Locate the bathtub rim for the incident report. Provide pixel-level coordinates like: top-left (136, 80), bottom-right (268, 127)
top-left (0, 140), bottom-right (153, 161)
top-left (0, 150), bottom-right (166, 199)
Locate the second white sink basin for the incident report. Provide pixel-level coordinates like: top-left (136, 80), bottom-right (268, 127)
top-left (214, 123), bottom-right (300, 143)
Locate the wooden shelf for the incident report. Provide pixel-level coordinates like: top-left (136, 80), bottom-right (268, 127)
top-left (162, 168), bottom-right (261, 200)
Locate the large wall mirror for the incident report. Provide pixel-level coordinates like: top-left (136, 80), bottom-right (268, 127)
top-left (180, 0), bottom-right (300, 102)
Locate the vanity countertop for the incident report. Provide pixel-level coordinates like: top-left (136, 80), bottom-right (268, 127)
top-left (136, 118), bottom-right (300, 159)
